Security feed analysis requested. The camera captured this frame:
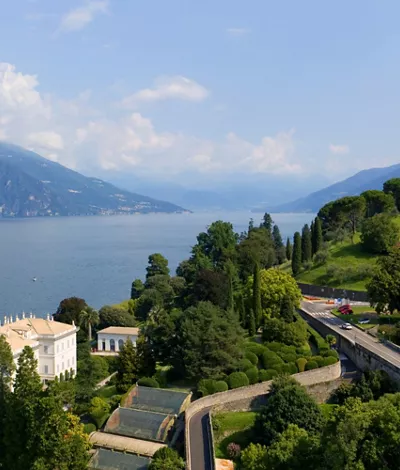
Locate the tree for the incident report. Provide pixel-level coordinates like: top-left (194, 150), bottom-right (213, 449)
top-left (0, 336), bottom-right (14, 468)
top-left (341, 196), bottom-right (366, 237)
top-left (192, 269), bottom-right (230, 309)
top-left (149, 447), bottom-right (185, 470)
top-left (248, 308), bottom-right (256, 336)
top-left (318, 196), bottom-right (366, 237)
top-left (292, 232), bottom-right (302, 276)
top-left (301, 224), bottom-right (312, 262)
top-left (89, 396), bottom-right (110, 428)
top-left (246, 268), bottom-right (302, 320)
top-left (262, 317), bottom-right (308, 347)
top-left (54, 297), bottom-right (88, 325)
top-left (177, 302), bottom-right (244, 380)
top-left (136, 332), bottom-right (156, 378)
top-left (361, 189), bottom-right (396, 217)
top-left (260, 212), bottom-right (273, 233)
top-left (383, 177), bottom-right (400, 211)
top-left (273, 225), bottom-right (286, 264)
top-left (280, 295), bottom-right (294, 323)
top-left (116, 338), bottom-right (139, 393)
top-left (326, 334), bottom-right (336, 347)
top-left (367, 247), bottom-right (400, 313)
top-left (253, 263), bottom-right (262, 327)
top-left (194, 221), bottom-right (238, 267)
top-left (361, 213), bottom-right (398, 254)
top-left (254, 377), bottom-right (324, 446)
top-left (98, 305), bottom-right (136, 329)
top-left (131, 279), bottom-right (145, 299)
top-left (240, 443), bottom-right (268, 470)
top-left (146, 253), bottom-right (170, 279)
top-left (312, 217), bottom-right (323, 255)
top-left (286, 237), bottom-right (292, 261)
top-left (80, 306), bottom-right (99, 341)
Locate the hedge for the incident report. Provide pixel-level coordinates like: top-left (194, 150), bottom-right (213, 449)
top-left (307, 325), bottom-right (329, 353)
top-left (296, 358), bottom-right (307, 373)
top-left (282, 362), bottom-right (298, 375)
top-left (137, 377), bottom-right (160, 388)
top-left (245, 351), bottom-right (259, 365)
top-left (245, 367), bottom-right (259, 385)
top-left (312, 356), bottom-right (325, 368)
top-left (238, 358), bottom-right (254, 372)
top-left (277, 351), bottom-right (297, 363)
top-left (244, 342), bottom-right (267, 357)
top-left (305, 360), bottom-right (318, 371)
top-left (228, 372), bottom-right (249, 389)
top-left (83, 423), bottom-right (96, 434)
top-left (198, 379), bottom-right (229, 396)
top-left (322, 349), bottom-right (339, 359)
top-left (323, 356), bottom-right (338, 366)
top-left (296, 345), bottom-right (312, 357)
top-left (261, 350), bottom-right (284, 370)
top-left (259, 369), bottom-right (278, 381)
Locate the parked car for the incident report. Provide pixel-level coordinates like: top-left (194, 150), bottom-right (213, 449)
top-left (358, 318), bottom-right (370, 324)
top-left (338, 305), bottom-right (353, 314)
top-left (341, 323), bottom-right (353, 330)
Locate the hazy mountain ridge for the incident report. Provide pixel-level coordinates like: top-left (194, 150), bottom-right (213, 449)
top-left (268, 163), bottom-right (400, 213)
top-left (0, 143), bottom-right (185, 217)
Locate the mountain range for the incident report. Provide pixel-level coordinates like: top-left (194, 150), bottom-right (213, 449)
top-left (267, 163), bottom-right (400, 213)
top-left (0, 143), bottom-right (185, 217)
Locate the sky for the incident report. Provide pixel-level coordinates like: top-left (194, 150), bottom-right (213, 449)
top-left (1, 0), bottom-right (400, 186)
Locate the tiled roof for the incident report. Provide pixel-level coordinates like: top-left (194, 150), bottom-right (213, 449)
top-left (97, 326), bottom-right (139, 336)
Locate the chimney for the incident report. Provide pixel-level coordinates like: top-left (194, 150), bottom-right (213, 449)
top-left (15, 313), bottom-right (19, 322)
top-left (30, 312), bottom-right (33, 319)
top-left (72, 320), bottom-right (75, 327)
top-left (22, 311), bottom-right (25, 319)
top-left (46, 313), bottom-right (50, 321)
top-left (9, 315), bottom-right (13, 324)
top-left (3, 316), bottom-right (7, 325)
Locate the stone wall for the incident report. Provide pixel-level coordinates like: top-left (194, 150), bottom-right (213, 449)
top-left (185, 361), bottom-right (341, 469)
top-left (298, 282), bottom-right (368, 302)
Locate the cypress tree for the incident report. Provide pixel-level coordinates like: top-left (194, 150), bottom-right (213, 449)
top-left (301, 224), bottom-right (312, 262)
top-left (286, 237), bottom-right (292, 261)
top-left (292, 232), bottom-right (302, 276)
top-left (272, 225), bottom-right (285, 264)
top-left (314, 217), bottom-right (323, 254)
top-left (253, 263), bottom-right (262, 327)
top-left (261, 213), bottom-right (273, 233)
top-left (280, 295), bottom-right (294, 323)
top-left (248, 308), bottom-right (256, 336)
top-left (310, 220), bottom-right (315, 255)
top-left (238, 295), bottom-right (247, 327)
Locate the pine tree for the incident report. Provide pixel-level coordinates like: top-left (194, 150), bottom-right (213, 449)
top-left (313, 217), bottom-right (323, 254)
top-left (261, 213), bottom-right (273, 233)
top-left (301, 224), bottom-right (312, 262)
top-left (292, 232), bottom-right (302, 276)
top-left (286, 237), bottom-right (292, 261)
top-left (136, 332), bottom-right (156, 377)
top-left (116, 338), bottom-right (139, 393)
top-left (253, 263), bottom-right (262, 327)
top-left (248, 309), bottom-right (256, 336)
top-left (272, 225), bottom-right (286, 264)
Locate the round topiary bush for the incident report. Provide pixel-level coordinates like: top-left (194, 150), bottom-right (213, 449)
top-left (261, 369), bottom-right (279, 381)
top-left (228, 372), bottom-right (249, 389)
top-left (227, 442), bottom-right (241, 460)
top-left (296, 358), bottom-right (307, 373)
top-left (137, 377), bottom-right (160, 388)
top-left (261, 351), bottom-right (284, 370)
top-left (83, 423), bottom-right (96, 434)
top-left (277, 351), bottom-right (297, 363)
top-left (305, 361), bottom-right (318, 371)
top-left (245, 367), bottom-right (259, 385)
top-left (312, 356), bottom-right (325, 368)
top-left (296, 345), bottom-right (312, 357)
top-left (198, 379), bottom-right (217, 396)
top-left (282, 362), bottom-right (298, 375)
top-left (245, 351), bottom-right (259, 365)
top-left (244, 342), bottom-right (267, 357)
top-left (214, 380), bottom-right (229, 393)
top-left (265, 341), bottom-right (285, 352)
top-left (238, 358), bottom-right (254, 371)
top-left (322, 349), bottom-right (339, 359)
top-left (323, 356), bottom-right (338, 366)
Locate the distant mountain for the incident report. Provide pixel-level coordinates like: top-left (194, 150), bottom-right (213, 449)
top-left (0, 143), bottom-right (186, 217)
top-left (268, 164), bottom-right (400, 213)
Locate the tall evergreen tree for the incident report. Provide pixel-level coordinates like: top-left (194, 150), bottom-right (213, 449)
top-left (238, 294), bottom-right (247, 327)
top-left (286, 237), bottom-right (292, 261)
top-left (261, 213), bottom-right (273, 233)
top-left (248, 308), bottom-right (256, 337)
top-left (292, 232), bottom-right (302, 276)
top-left (136, 332), bottom-right (156, 378)
top-left (301, 224), bottom-right (312, 262)
top-left (313, 217), bottom-right (323, 255)
top-left (0, 336), bottom-right (14, 468)
top-left (116, 339), bottom-right (139, 393)
top-left (272, 225), bottom-right (286, 264)
top-left (253, 263), bottom-right (262, 327)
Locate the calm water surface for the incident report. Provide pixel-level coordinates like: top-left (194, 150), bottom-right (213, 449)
top-left (0, 212), bottom-right (314, 316)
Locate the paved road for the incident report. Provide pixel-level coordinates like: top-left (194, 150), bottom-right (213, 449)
top-left (302, 301), bottom-right (400, 369)
top-left (188, 407), bottom-right (213, 470)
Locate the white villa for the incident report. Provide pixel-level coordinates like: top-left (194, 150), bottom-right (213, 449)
top-left (97, 326), bottom-right (139, 353)
top-left (0, 313), bottom-right (78, 384)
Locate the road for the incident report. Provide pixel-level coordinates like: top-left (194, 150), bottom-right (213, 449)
top-left (188, 407), bottom-right (213, 470)
top-left (302, 301), bottom-right (400, 369)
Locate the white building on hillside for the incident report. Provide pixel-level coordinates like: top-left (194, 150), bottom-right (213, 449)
top-left (0, 313), bottom-right (78, 384)
top-left (97, 326), bottom-right (139, 353)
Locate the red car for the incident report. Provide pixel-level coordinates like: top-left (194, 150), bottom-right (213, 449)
top-left (338, 304), bottom-right (353, 314)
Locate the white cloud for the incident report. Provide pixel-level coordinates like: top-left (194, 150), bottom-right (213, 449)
top-left (28, 131), bottom-right (64, 150)
top-left (329, 143), bottom-right (349, 155)
top-left (59, 1), bottom-right (108, 33)
top-left (226, 28), bottom-right (250, 36)
top-left (121, 76), bottom-right (209, 108)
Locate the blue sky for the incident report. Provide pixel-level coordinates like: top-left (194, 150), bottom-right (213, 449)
top-left (1, 0), bottom-right (400, 185)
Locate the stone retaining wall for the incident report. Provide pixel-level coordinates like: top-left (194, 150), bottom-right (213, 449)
top-left (185, 361), bottom-right (341, 469)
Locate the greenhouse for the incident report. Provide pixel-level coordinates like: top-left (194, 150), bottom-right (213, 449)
top-left (129, 386), bottom-right (191, 415)
top-left (89, 448), bottom-right (150, 470)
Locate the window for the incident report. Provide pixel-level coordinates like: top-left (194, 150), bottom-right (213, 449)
top-left (44, 365), bottom-right (48, 374)
top-left (44, 345), bottom-right (48, 354)
top-left (110, 338), bottom-right (115, 352)
top-left (102, 341), bottom-right (106, 351)
top-left (118, 339), bottom-right (124, 351)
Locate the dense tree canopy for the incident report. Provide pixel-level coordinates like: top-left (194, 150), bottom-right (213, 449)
top-left (361, 189), bottom-right (396, 217)
top-left (98, 305), bottom-right (136, 329)
top-left (54, 297), bottom-right (88, 325)
top-left (383, 177), bottom-right (400, 211)
top-left (361, 213), bottom-right (399, 254)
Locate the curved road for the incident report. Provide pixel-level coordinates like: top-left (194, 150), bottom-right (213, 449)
top-left (302, 301), bottom-right (400, 369)
top-left (188, 406), bottom-right (213, 470)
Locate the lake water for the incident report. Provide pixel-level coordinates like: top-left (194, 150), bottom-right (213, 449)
top-left (0, 212), bottom-right (314, 316)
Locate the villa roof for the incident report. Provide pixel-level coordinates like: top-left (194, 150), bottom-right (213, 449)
top-left (7, 318), bottom-right (76, 336)
top-left (97, 326), bottom-right (139, 336)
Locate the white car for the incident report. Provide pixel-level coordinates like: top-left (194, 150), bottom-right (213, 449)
top-left (341, 323), bottom-right (353, 330)
top-left (358, 318), bottom-right (370, 325)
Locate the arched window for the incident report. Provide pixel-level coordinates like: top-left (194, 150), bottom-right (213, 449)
top-left (118, 339), bottom-right (124, 351)
top-left (110, 338), bottom-right (115, 352)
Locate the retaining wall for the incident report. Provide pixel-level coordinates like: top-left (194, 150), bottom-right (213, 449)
top-left (298, 282), bottom-right (368, 302)
top-left (185, 361), bottom-right (341, 469)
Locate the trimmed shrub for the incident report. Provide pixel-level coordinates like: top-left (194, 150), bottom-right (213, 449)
top-left (214, 380), bottom-right (229, 393)
top-left (137, 377), bottom-right (160, 388)
top-left (244, 342), bottom-right (267, 357)
top-left (261, 350), bottom-right (284, 370)
top-left (322, 349), bottom-right (339, 359)
top-left (227, 443), bottom-right (241, 460)
top-left (228, 372), bottom-right (249, 389)
top-left (153, 369), bottom-right (168, 388)
top-left (265, 342), bottom-right (285, 352)
top-left (245, 351), bottom-right (259, 365)
top-left (307, 326), bottom-right (329, 353)
top-left (83, 423), bottom-right (96, 434)
top-left (296, 358), bottom-right (308, 373)
top-left (296, 345), bottom-right (312, 357)
top-left (109, 395), bottom-right (122, 410)
top-left (198, 379), bottom-right (218, 397)
top-left (312, 356), bottom-right (325, 368)
top-left (245, 367), bottom-right (259, 385)
top-left (263, 369), bottom-right (279, 381)
top-left (277, 351), bottom-right (297, 363)
top-left (238, 358), bottom-right (254, 372)
top-left (305, 361), bottom-right (318, 371)
top-left (323, 356), bottom-right (338, 366)
top-left (282, 363), bottom-right (298, 375)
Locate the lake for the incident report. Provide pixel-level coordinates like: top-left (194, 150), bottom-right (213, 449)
top-left (0, 212), bottom-right (314, 317)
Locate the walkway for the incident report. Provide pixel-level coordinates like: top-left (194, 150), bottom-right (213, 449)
top-left (188, 407), bottom-right (213, 470)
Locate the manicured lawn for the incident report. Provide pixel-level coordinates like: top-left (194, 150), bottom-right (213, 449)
top-left (320, 403), bottom-right (339, 419)
top-left (213, 411), bottom-right (256, 458)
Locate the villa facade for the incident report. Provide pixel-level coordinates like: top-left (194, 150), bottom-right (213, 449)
top-left (97, 326), bottom-right (139, 353)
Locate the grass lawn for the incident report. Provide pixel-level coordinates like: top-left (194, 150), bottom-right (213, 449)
top-left (213, 411), bottom-right (256, 459)
top-left (332, 307), bottom-right (379, 330)
top-left (320, 403), bottom-right (339, 419)
top-left (96, 385), bottom-right (118, 400)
